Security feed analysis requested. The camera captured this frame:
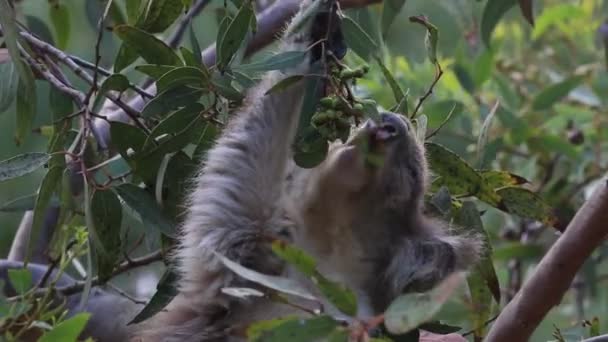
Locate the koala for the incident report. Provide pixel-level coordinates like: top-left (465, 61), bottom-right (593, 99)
top-left (128, 1), bottom-right (482, 341)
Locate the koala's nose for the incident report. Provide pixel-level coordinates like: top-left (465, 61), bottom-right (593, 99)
top-left (380, 112), bottom-right (407, 136)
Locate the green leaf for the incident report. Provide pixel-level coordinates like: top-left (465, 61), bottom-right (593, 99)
top-left (531, 75), bottom-right (585, 111)
top-left (264, 75), bottom-right (305, 95)
top-left (141, 85), bottom-right (204, 117)
top-left (497, 187), bottom-right (556, 225)
top-left (15, 67), bottom-right (37, 146)
top-left (532, 4), bottom-right (584, 40)
top-left (213, 251), bottom-right (319, 301)
top-left (25, 15), bottom-right (55, 45)
top-left (376, 57), bottom-right (407, 115)
top-left (114, 44), bottom-right (140, 73)
top-left (381, 0), bottom-right (407, 38)
top-left (235, 51), bottom-right (307, 73)
top-left (130, 269), bottom-right (178, 324)
top-left (156, 66), bottom-right (208, 93)
top-left (425, 143), bottom-right (483, 196)
top-left (114, 25), bottom-right (183, 68)
top-left (384, 273), bottom-right (465, 334)
top-left (293, 128), bottom-right (329, 168)
top-left (466, 268), bottom-right (493, 339)
top-left (217, 2), bottom-right (254, 70)
top-left (29, 166), bottom-right (63, 263)
top-left (248, 315), bottom-right (338, 342)
top-left (136, 0), bottom-right (184, 33)
top-left (480, 0), bottom-right (518, 47)
top-left (91, 189), bottom-right (123, 282)
top-left (0, 193), bottom-right (52, 212)
top-left (0, 153), bottom-right (50, 182)
top-left (492, 243), bottom-right (543, 261)
top-left (271, 240), bottom-right (358, 316)
top-left (342, 15), bottom-right (378, 61)
top-left (189, 23), bottom-right (204, 67)
top-left (426, 143), bottom-right (501, 206)
top-left (110, 121), bottom-right (148, 162)
top-left (480, 170), bottom-right (528, 189)
top-left (49, 2), bottom-right (71, 49)
top-left (114, 183), bottom-right (176, 237)
top-left (409, 15), bottom-right (439, 65)
top-left (7, 268), bottom-right (32, 295)
top-left (99, 74), bottom-right (130, 95)
top-left (144, 103), bottom-right (204, 149)
top-left (126, 0), bottom-right (145, 23)
top-left (49, 86), bottom-right (74, 122)
top-left (212, 73), bottom-right (245, 101)
top-left (135, 64), bottom-right (178, 80)
top-left (39, 313), bottom-right (91, 342)
top-left (453, 64), bottom-right (475, 95)
top-left (0, 61), bottom-right (19, 113)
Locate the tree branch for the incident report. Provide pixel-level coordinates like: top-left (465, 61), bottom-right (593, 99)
top-left (485, 178), bottom-right (608, 341)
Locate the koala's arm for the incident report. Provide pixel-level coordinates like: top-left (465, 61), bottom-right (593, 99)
top-left (377, 220), bottom-right (482, 303)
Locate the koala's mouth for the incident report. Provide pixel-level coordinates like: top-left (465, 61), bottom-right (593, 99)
top-left (347, 119), bottom-right (398, 151)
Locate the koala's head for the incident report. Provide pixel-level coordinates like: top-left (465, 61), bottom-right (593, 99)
top-left (317, 112), bottom-right (428, 211)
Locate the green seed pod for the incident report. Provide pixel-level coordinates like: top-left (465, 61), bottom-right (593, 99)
top-left (319, 96), bottom-right (336, 108)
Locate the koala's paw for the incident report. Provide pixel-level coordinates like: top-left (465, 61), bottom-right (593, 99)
top-left (309, 1), bottom-right (347, 61)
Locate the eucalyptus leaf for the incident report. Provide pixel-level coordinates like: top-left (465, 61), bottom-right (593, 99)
top-left (342, 16), bottom-right (378, 61)
top-left (480, 0), bottom-right (518, 47)
top-left (49, 2), bottom-right (71, 49)
top-left (114, 25), bottom-right (183, 68)
top-left (0, 153), bottom-right (50, 182)
top-left (0, 61), bottom-right (18, 113)
top-left (114, 183), bottom-right (176, 237)
top-left (129, 269), bottom-right (178, 324)
top-left (39, 313), bottom-right (91, 342)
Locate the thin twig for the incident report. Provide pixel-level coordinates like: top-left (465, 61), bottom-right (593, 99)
top-left (19, 46), bottom-right (86, 103)
top-left (32, 250), bottom-right (164, 297)
top-left (18, 30), bottom-right (150, 133)
top-left (107, 282), bottom-right (148, 305)
top-left (411, 64), bottom-right (443, 118)
top-left (167, 0), bottom-right (212, 48)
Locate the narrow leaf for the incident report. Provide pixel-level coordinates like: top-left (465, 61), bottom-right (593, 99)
top-left (531, 75), bottom-right (585, 111)
top-left (217, 2), bottom-right (254, 69)
top-left (264, 75), bottom-right (305, 95)
top-left (129, 269), bottom-right (178, 324)
top-left (49, 2), bottom-right (71, 49)
top-left (0, 60), bottom-right (19, 113)
top-left (99, 74), bottom-right (130, 95)
top-left (137, 0), bottom-right (183, 33)
top-left (7, 268), bottom-right (32, 295)
top-left (381, 0), bottom-right (407, 38)
top-left (376, 57), bottom-right (407, 114)
top-left (91, 189), bottom-right (123, 282)
top-left (384, 273), bottom-right (465, 334)
top-left (496, 187), bottom-right (556, 225)
top-left (235, 51), bottom-right (307, 73)
top-left (0, 153), bottom-right (50, 182)
top-left (114, 183), bottom-right (176, 237)
top-left (213, 251), bottom-right (319, 302)
top-left (248, 316), bottom-right (338, 342)
top-left (39, 313), bottom-right (91, 342)
top-left (342, 16), bottom-right (378, 61)
top-left (114, 25), bottom-right (183, 67)
top-left (480, 0), bottom-right (518, 47)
